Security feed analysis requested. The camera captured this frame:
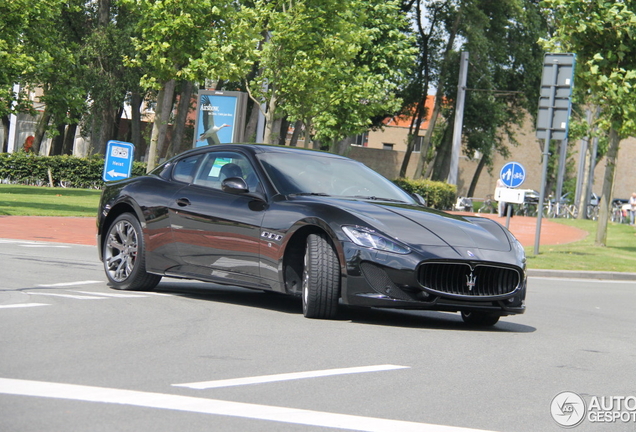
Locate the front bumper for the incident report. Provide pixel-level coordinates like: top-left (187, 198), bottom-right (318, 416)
top-left (340, 243), bottom-right (526, 316)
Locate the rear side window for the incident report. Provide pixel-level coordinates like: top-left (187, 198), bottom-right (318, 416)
top-left (172, 155), bottom-right (203, 183)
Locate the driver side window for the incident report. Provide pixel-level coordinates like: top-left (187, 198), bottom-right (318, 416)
top-left (193, 152), bottom-right (261, 193)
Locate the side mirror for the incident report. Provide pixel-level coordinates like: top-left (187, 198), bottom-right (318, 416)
top-left (412, 193), bottom-right (427, 207)
top-left (221, 177), bottom-right (249, 194)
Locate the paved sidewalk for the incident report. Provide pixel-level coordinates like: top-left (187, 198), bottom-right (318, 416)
top-left (0, 212), bottom-right (586, 247)
top-left (0, 216), bottom-right (97, 246)
top-left (2, 214), bottom-right (634, 280)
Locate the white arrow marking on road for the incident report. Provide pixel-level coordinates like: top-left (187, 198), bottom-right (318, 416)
top-left (107, 169), bottom-right (127, 178)
top-left (0, 377), bottom-right (494, 432)
top-left (174, 364), bottom-right (409, 390)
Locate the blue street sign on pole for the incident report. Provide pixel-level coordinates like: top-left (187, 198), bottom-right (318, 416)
top-left (103, 140), bottom-right (135, 182)
top-left (499, 162), bottom-right (525, 188)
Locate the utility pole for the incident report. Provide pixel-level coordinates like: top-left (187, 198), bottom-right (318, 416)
top-left (448, 52), bottom-right (469, 186)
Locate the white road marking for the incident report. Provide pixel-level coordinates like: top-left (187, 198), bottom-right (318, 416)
top-left (20, 244), bottom-right (71, 248)
top-left (37, 281), bottom-right (102, 288)
top-left (173, 365), bottom-right (410, 390)
top-left (0, 303), bottom-right (49, 309)
top-left (24, 292), bottom-right (106, 300)
top-left (141, 292), bottom-right (176, 296)
top-left (0, 378), bottom-right (493, 432)
top-left (70, 291), bottom-right (147, 298)
top-left (530, 276), bottom-right (636, 284)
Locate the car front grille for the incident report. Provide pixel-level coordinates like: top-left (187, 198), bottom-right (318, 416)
top-left (418, 262), bottom-right (520, 297)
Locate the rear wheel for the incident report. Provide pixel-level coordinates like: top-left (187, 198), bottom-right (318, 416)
top-left (103, 213), bottom-right (161, 291)
top-left (460, 311), bottom-right (500, 327)
top-left (302, 233), bottom-right (340, 319)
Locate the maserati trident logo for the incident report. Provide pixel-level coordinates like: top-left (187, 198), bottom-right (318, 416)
top-left (466, 271), bottom-right (477, 291)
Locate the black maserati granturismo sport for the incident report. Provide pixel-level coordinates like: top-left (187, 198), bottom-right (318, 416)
top-left (97, 144), bottom-right (526, 326)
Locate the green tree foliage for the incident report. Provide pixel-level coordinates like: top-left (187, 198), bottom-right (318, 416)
top-left (0, 0), bottom-right (63, 150)
top-left (406, 0), bottom-right (546, 187)
top-left (122, 0), bottom-right (257, 170)
top-left (540, 0), bottom-right (636, 246)
top-left (247, 0), bottom-right (416, 147)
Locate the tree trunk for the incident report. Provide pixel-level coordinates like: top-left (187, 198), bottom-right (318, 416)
top-left (147, 88), bottom-right (164, 172)
top-left (62, 123), bottom-right (77, 155)
top-left (32, 108), bottom-right (52, 155)
top-left (414, 11), bottom-right (462, 178)
top-left (244, 98), bottom-right (260, 143)
top-left (595, 127), bottom-right (621, 246)
top-left (400, 100), bottom-right (427, 178)
top-left (98, 0), bottom-right (110, 26)
top-left (467, 154), bottom-right (487, 198)
top-left (289, 120), bottom-right (302, 146)
top-left (430, 114), bottom-right (454, 181)
top-left (278, 115), bottom-right (290, 146)
top-left (263, 86), bottom-right (277, 145)
top-left (334, 136), bottom-right (353, 156)
top-left (130, 91), bottom-right (143, 151)
top-left (50, 123), bottom-right (66, 155)
top-left (91, 100), bottom-right (115, 156)
top-left (169, 80), bottom-right (194, 157)
top-left (304, 118), bottom-right (314, 148)
top-left (1, 115), bottom-right (9, 152)
top-left (146, 79), bottom-right (175, 172)
top-left (270, 115), bottom-right (283, 145)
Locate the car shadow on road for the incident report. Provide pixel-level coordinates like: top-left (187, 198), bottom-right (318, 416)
top-left (152, 281), bottom-right (536, 333)
top-left (342, 307), bottom-right (536, 333)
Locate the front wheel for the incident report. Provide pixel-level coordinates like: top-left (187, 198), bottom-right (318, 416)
top-left (103, 213), bottom-right (161, 291)
top-left (302, 233), bottom-right (340, 319)
top-left (460, 311), bottom-right (500, 327)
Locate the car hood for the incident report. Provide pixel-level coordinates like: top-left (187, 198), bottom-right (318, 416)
top-left (333, 199), bottom-right (512, 252)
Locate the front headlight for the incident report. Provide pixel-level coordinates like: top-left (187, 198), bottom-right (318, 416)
top-left (342, 226), bottom-right (410, 254)
top-left (513, 237), bottom-right (526, 264)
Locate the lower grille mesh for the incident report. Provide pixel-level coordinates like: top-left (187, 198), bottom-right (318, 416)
top-left (418, 262), bottom-right (520, 297)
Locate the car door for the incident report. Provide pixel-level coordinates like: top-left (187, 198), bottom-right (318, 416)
top-left (168, 151), bottom-right (266, 287)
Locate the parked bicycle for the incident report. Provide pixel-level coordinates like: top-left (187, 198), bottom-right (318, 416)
top-left (477, 195), bottom-right (497, 214)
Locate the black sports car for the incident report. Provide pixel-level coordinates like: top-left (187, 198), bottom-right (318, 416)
top-left (97, 144), bottom-right (526, 326)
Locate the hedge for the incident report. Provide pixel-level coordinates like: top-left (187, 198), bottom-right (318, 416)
top-left (0, 152), bottom-right (147, 189)
top-left (0, 153), bottom-right (456, 210)
top-left (392, 177), bottom-right (456, 210)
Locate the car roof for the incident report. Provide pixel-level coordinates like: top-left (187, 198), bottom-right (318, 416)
top-left (180, 143), bottom-right (350, 160)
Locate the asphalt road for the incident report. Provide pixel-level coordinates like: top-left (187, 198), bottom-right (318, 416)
top-left (1, 238), bottom-right (635, 432)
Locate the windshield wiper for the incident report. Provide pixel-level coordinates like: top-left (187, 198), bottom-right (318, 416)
top-left (288, 192), bottom-right (331, 197)
top-left (352, 195), bottom-right (408, 203)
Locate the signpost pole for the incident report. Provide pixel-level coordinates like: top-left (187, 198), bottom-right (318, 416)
top-left (534, 53), bottom-right (575, 255)
top-left (534, 63), bottom-right (558, 255)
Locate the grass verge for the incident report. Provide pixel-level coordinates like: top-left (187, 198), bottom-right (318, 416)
top-left (525, 218), bottom-right (636, 273)
top-left (2, 185), bottom-right (635, 273)
top-left (0, 184), bottom-right (101, 217)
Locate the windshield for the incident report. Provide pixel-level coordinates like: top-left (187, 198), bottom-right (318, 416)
top-left (257, 151), bottom-right (415, 204)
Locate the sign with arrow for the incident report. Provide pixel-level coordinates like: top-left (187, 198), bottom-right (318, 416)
top-left (103, 140), bottom-right (135, 182)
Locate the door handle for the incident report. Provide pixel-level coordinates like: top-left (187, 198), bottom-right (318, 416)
top-left (176, 198), bottom-right (191, 207)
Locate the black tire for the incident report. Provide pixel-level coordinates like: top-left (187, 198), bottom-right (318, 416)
top-left (460, 311), bottom-right (500, 327)
top-left (302, 233), bottom-right (340, 319)
top-left (103, 213), bottom-right (161, 291)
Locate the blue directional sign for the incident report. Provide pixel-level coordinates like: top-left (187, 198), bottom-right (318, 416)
top-left (500, 162), bottom-right (526, 188)
top-left (103, 140), bottom-right (135, 182)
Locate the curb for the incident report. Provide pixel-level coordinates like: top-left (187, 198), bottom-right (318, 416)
top-left (527, 269), bottom-right (636, 281)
